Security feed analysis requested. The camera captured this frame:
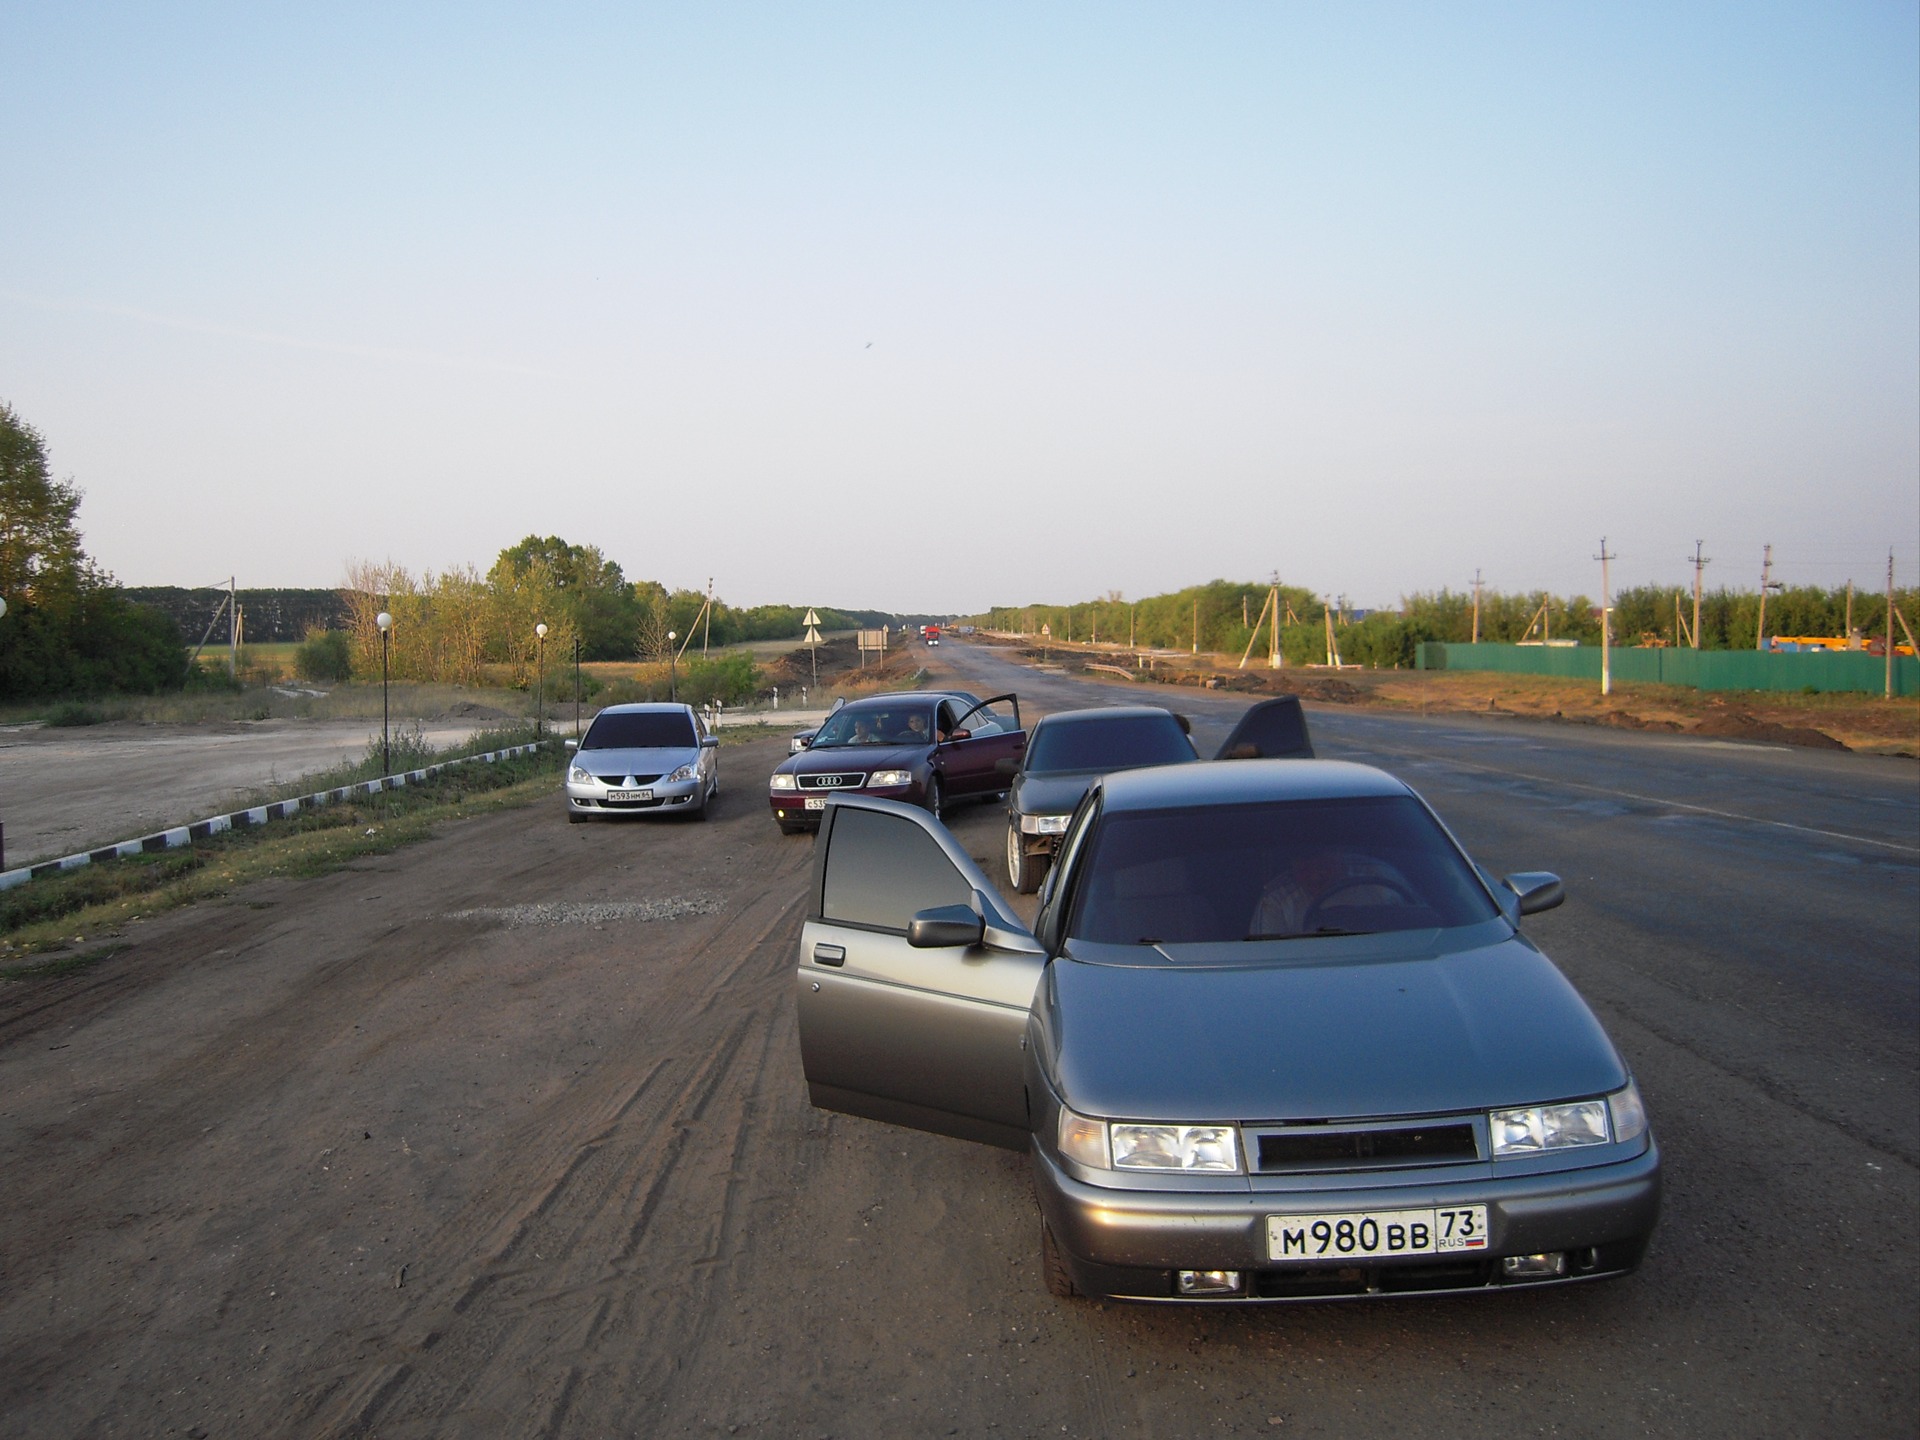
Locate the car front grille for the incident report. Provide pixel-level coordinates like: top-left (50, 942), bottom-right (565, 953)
top-left (1250, 1120), bottom-right (1481, 1173)
top-left (596, 773), bottom-right (663, 786)
top-left (797, 773), bottom-right (867, 790)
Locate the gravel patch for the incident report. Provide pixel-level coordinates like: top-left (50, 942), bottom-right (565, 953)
top-left (447, 897), bottom-right (724, 928)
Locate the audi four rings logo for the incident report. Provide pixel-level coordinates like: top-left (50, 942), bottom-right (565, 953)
top-left (816, 775), bottom-right (846, 787)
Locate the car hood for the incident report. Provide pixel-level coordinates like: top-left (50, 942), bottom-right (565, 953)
top-left (1011, 770), bottom-right (1102, 817)
top-left (1041, 929), bottom-right (1626, 1122)
top-left (571, 745), bottom-right (698, 776)
top-left (784, 743), bottom-right (926, 773)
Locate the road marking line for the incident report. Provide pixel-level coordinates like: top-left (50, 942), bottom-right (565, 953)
top-left (1355, 747), bottom-right (1920, 856)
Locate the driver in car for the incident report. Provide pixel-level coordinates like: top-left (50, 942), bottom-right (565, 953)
top-left (902, 711), bottom-right (933, 744)
top-left (1249, 850), bottom-right (1416, 938)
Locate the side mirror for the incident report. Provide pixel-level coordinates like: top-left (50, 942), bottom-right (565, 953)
top-left (907, 904), bottom-right (985, 949)
top-left (1502, 872), bottom-right (1565, 916)
top-left (947, 728), bottom-right (971, 742)
top-left (564, 739), bottom-right (579, 752)
top-left (994, 756), bottom-right (1020, 777)
top-left (1174, 714), bottom-right (1192, 735)
top-left (700, 734), bottom-right (719, 748)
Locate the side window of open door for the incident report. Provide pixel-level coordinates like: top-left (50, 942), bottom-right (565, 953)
top-left (797, 798), bottom-right (1044, 1148)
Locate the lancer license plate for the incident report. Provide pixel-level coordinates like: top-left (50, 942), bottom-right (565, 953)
top-left (606, 788), bottom-right (652, 802)
top-left (1267, 1205), bottom-right (1488, 1262)
top-left (804, 797), bottom-right (827, 810)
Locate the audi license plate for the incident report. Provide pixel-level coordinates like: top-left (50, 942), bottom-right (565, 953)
top-left (1267, 1205), bottom-right (1488, 1262)
top-left (606, 788), bottom-right (652, 802)
top-left (804, 797), bottom-right (827, 810)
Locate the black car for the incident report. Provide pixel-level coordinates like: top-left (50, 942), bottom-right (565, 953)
top-left (1004, 706), bottom-right (1198, 893)
top-left (768, 690), bottom-right (1024, 834)
top-left (1003, 696), bottom-right (1316, 894)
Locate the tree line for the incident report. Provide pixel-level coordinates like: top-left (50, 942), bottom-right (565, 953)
top-left (977, 575), bottom-right (1918, 672)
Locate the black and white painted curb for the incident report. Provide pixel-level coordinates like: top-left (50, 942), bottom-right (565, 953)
top-left (0, 741), bottom-right (549, 894)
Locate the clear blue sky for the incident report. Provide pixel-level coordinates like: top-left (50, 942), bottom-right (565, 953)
top-left (3, 2), bottom-right (1915, 613)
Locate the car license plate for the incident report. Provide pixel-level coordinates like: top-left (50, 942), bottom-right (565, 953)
top-left (606, 788), bottom-right (652, 802)
top-left (1266, 1205), bottom-right (1488, 1262)
top-left (804, 797), bottom-right (827, 810)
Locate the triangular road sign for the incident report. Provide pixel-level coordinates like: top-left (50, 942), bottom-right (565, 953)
top-left (804, 626), bottom-right (823, 644)
top-left (803, 609), bottom-right (820, 626)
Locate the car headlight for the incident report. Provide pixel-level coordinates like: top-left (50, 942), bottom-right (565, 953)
top-left (1056, 1108), bottom-right (1241, 1173)
top-left (1019, 813), bottom-right (1070, 835)
top-left (665, 762), bottom-right (698, 783)
top-left (1607, 1079), bottom-right (1648, 1143)
top-left (1490, 1097), bottom-right (1614, 1156)
top-left (789, 735), bottom-right (810, 753)
top-left (868, 769), bottom-right (912, 787)
top-left (770, 773), bottom-right (797, 790)
top-left (569, 766), bottom-right (591, 783)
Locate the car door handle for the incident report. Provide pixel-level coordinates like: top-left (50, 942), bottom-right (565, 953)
top-left (812, 943), bottom-right (846, 967)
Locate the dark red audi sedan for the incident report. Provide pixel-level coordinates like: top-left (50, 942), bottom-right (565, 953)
top-left (767, 691), bottom-right (1024, 834)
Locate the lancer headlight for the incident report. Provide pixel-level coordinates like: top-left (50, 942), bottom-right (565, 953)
top-left (1491, 1095), bottom-right (1616, 1156)
top-left (1020, 813), bottom-right (1070, 835)
top-left (868, 769), bottom-right (912, 787)
top-left (1056, 1108), bottom-right (1241, 1173)
top-left (769, 773), bottom-right (797, 791)
top-left (665, 762), bottom-right (698, 783)
top-left (569, 766), bottom-right (591, 783)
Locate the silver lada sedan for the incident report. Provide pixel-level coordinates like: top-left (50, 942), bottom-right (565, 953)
top-left (795, 760), bottom-right (1660, 1303)
top-left (564, 702), bottom-right (718, 822)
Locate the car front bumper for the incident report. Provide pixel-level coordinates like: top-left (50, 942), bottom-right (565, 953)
top-left (566, 776), bottom-right (705, 814)
top-left (1030, 1137), bottom-right (1661, 1303)
top-left (769, 780), bottom-right (923, 826)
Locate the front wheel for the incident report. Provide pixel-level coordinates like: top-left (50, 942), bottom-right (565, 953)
top-left (924, 774), bottom-right (944, 823)
top-left (1006, 823), bottom-right (1046, 894)
top-left (1041, 1222), bottom-right (1080, 1299)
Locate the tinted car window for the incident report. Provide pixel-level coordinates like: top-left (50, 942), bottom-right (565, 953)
top-left (821, 806), bottom-right (972, 931)
top-left (1069, 797), bottom-right (1498, 946)
top-left (1026, 715), bottom-right (1193, 772)
top-left (582, 712), bottom-right (695, 749)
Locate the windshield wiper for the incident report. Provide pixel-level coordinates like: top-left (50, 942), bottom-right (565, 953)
top-left (1243, 927), bottom-right (1371, 940)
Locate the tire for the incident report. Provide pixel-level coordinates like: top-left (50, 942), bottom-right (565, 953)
top-left (567, 805), bottom-right (586, 825)
top-left (777, 821), bottom-right (808, 837)
top-left (1041, 1222), bottom-right (1080, 1299)
top-left (1006, 823), bottom-right (1046, 895)
top-left (924, 774), bottom-right (944, 823)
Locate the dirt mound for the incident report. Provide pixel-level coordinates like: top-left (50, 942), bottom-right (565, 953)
top-left (441, 701), bottom-right (515, 721)
top-left (1690, 712), bottom-right (1849, 750)
top-left (1600, 710), bottom-right (1683, 733)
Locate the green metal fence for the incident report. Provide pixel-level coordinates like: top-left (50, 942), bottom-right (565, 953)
top-left (1414, 643), bottom-right (1920, 697)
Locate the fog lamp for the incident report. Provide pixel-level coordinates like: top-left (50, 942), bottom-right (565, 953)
top-left (1501, 1252), bottom-right (1567, 1279)
top-left (1177, 1270), bottom-right (1243, 1296)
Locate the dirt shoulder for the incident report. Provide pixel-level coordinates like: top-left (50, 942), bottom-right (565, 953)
top-left (977, 640), bottom-right (1920, 757)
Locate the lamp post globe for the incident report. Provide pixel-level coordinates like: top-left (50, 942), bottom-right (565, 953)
top-left (667, 631), bottom-right (678, 702)
top-left (534, 623), bottom-right (549, 739)
top-left (375, 612), bottom-right (394, 776)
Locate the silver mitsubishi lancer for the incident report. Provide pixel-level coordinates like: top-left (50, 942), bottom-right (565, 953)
top-left (564, 702), bottom-right (718, 822)
top-left (794, 759), bottom-right (1660, 1303)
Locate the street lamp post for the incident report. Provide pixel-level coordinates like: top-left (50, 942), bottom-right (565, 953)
top-left (0, 596), bottom-right (7, 869)
top-left (534, 623), bottom-right (549, 739)
top-left (667, 631), bottom-right (678, 701)
top-left (375, 611), bottom-right (393, 775)
top-left (573, 635), bottom-right (581, 739)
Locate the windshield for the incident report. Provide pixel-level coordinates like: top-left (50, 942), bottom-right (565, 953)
top-left (581, 711), bottom-right (695, 750)
top-left (810, 704), bottom-right (938, 749)
top-left (1026, 714), bottom-right (1193, 772)
top-left (1068, 796), bottom-right (1498, 946)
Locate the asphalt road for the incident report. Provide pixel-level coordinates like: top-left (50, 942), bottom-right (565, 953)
top-left (0, 642), bottom-right (1912, 1438)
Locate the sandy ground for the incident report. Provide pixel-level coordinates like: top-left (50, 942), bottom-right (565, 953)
top-left (0, 716), bottom-right (500, 870)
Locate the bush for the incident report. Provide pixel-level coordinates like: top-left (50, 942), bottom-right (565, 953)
top-left (295, 628), bottom-right (354, 683)
top-left (681, 652), bottom-right (760, 707)
top-left (46, 700), bottom-right (108, 726)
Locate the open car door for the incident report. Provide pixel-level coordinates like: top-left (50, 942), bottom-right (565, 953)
top-left (797, 795), bottom-right (1045, 1148)
top-left (1214, 695), bottom-right (1314, 760)
top-left (937, 693), bottom-right (1026, 798)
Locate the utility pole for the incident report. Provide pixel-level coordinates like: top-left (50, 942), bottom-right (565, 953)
top-left (1845, 580), bottom-right (1855, 643)
top-left (703, 577), bottom-right (713, 655)
top-left (1594, 538), bottom-right (1616, 696)
top-left (1471, 569), bottom-right (1483, 644)
top-left (228, 576), bottom-right (238, 677)
top-left (1689, 542), bottom-right (1710, 650)
top-left (1191, 600), bottom-right (1198, 654)
top-left (1756, 544), bottom-right (1783, 651)
top-left (1887, 552), bottom-right (1896, 700)
top-left (1129, 601), bottom-right (1135, 649)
